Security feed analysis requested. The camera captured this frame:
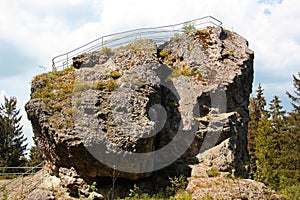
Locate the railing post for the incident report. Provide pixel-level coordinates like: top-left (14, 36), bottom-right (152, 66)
top-left (173, 25), bottom-right (175, 37)
top-left (66, 54), bottom-right (69, 69)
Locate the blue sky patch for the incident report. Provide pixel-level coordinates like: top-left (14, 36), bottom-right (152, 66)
top-left (264, 8), bottom-right (272, 15)
top-left (258, 0), bottom-right (283, 5)
top-left (0, 39), bottom-right (36, 78)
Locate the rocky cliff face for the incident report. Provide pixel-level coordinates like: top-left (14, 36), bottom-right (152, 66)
top-left (26, 27), bottom-right (254, 196)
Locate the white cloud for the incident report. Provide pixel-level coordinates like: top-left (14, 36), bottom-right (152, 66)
top-left (0, 90), bottom-right (6, 103)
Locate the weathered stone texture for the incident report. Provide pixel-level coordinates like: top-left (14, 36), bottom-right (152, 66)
top-left (26, 27), bottom-right (254, 195)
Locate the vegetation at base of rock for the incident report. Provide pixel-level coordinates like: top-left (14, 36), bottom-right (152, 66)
top-left (0, 96), bottom-right (27, 172)
top-left (1, 185), bottom-right (8, 200)
top-left (28, 146), bottom-right (44, 167)
top-left (248, 72), bottom-right (300, 199)
top-left (206, 167), bottom-right (220, 177)
top-left (120, 175), bottom-right (189, 200)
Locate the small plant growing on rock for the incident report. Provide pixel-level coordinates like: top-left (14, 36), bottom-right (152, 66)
top-left (96, 80), bottom-right (106, 90)
top-left (206, 167), bottom-right (220, 177)
top-left (159, 49), bottom-right (169, 58)
top-left (105, 80), bottom-right (117, 92)
top-left (182, 22), bottom-right (196, 34)
top-left (101, 47), bottom-right (113, 54)
top-left (110, 71), bottom-right (121, 79)
top-left (91, 182), bottom-right (98, 193)
top-left (166, 175), bottom-right (188, 196)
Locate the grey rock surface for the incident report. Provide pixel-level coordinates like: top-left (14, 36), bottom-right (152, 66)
top-left (26, 27), bottom-right (254, 193)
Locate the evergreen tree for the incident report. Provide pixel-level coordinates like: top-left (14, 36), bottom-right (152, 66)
top-left (255, 96), bottom-right (286, 190)
top-left (248, 84), bottom-right (267, 177)
top-left (281, 72), bottom-right (300, 188)
top-left (0, 96), bottom-right (27, 172)
top-left (254, 115), bottom-right (278, 188)
top-left (286, 72), bottom-right (300, 112)
top-left (28, 146), bottom-right (44, 167)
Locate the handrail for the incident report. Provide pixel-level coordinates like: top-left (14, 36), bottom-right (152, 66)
top-left (52, 16), bottom-right (222, 71)
top-left (0, 162), bottom-right (44, 189)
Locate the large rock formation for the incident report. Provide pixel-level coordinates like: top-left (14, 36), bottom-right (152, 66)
top-left (26, 27), bottom-right (254, 196)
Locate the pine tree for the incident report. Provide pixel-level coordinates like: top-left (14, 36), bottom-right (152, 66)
top-left (286, 72), bottom-right (300, 112)
top-left (28, 146), bottom-right (44, 167)
top-left (255, 96), bottom-right (286, 190)
top-left (281, 72), bottom-right (300, 188)
top-left (0, 96), bottom-right (27, 172)
top-left (248, 84), bottom-right (267, 177)
top-left (255, 115), bottom-right (277, 187)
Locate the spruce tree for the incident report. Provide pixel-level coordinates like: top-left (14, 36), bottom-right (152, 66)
top-left (28, 146), bottom-right (44, 167)
top-left (286, 72), bottom-right (300, 112)
top-left (248, 84), bottom-right (267, 177)
top-left (0, 96), bottom-right (27, 172)
top-left (282, 72), bottom-right (300, 188)
top-left (255, 96), bottom-right (286, 190)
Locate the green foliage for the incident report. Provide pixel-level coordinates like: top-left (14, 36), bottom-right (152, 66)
top-left (95, 80), bottom-right (118, 92)
top-left (248, 84), bottom-right (267, 177)
top-left (0, 96), bottom-right (27, 171)
top-left (249, 73), bottom-right (300, 194)
top-left (228, 50), bottom-right (235, 56)
top-left (95, 80), bottom-right (106, 90)
top-left (1, 185), bottom-right (8, 200)
top-left (91, 181), bottom-right (98, 193)
top-left (206, 167), bottom-right (220, 177)
top-left (159, 49), bottom-right (169, 58)
top-left (182, 22), bottom-right (196, 34)
top-left (172, 33), bottom-right (182, 41)
top-left (165, 175), bottom-right (188, 196)
top-left (121, 175), bottom-right (188, 200)
top-left (28, 146), bottom-right (44, 167)
top-left (73, 82), bottom-right (92, 93)
top-left (105, 80), bottom-right (117, 92)
top-left (254, 115), bottom-right (279, 188)
top-left (286, 72), bottom-right (300, 112)
top-left (279, 183), bottom-right (300, 200)
top-left (101, 47), bottom-right (113, 54)
top-left (32, 66), bottom-right (75, 104)
top-left (168, 66), bottom-right (201, 79)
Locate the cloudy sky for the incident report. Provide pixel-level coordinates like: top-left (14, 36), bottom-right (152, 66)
top-left (0, 0), bottom-right (299, 148)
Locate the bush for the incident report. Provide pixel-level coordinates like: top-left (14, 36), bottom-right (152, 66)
top-left (279, 184), bottom-right (300, 200)
top-left (166, 175), bottom-right (188, 197)
top-left (206, 167), bottom-right (220, 177)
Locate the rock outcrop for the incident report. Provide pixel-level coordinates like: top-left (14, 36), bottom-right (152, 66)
top-left (26, 27), bottom-right (254, 196)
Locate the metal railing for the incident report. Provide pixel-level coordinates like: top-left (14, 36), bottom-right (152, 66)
top-left (0, 162), bottom-right (44, 188)
top-left (52, 16), bottom-right (222, 71)
top-left (0, 165), bottom-right (43, 176)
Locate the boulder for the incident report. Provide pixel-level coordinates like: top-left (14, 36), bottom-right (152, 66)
top-left (26, 27), bottom-right (254, 192)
